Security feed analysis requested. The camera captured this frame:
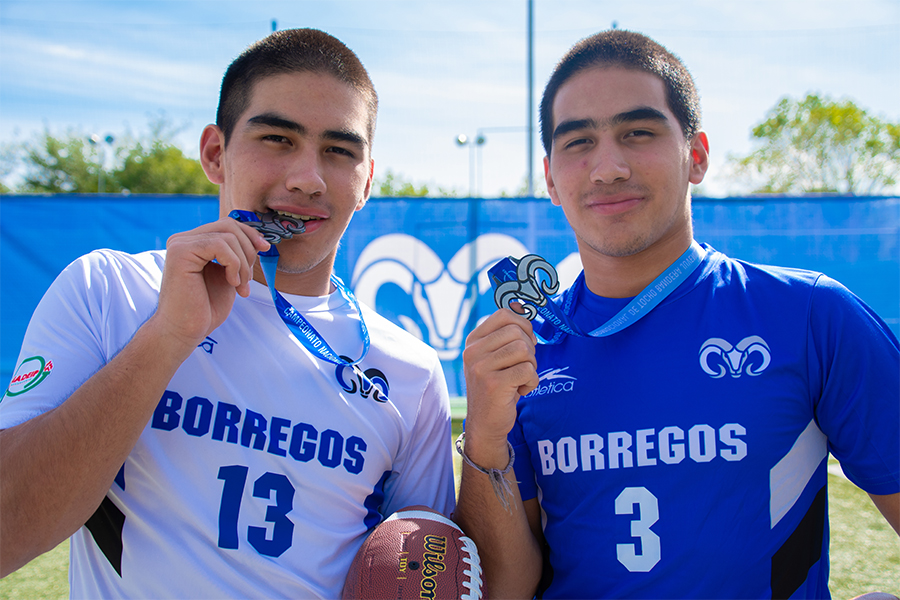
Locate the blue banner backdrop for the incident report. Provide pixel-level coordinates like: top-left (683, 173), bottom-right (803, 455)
top-left (2, 194), bottom-right (898, 397)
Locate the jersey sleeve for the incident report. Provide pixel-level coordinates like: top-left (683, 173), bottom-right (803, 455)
top-left (1, 250), bottom-right (162, 430)
top-left (2, 253), bottom-right (109, 428)
top-left (380, 356), bottom-right (457, 517)
top-left (808, 274), bottom-right (900, 495)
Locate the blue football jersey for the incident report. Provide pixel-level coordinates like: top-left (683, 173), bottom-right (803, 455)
top-left (510, 244), bottom-right (899, 599)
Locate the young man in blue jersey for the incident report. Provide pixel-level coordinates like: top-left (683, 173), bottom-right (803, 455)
top-left (454, 30), bottom-right (899, 599)
top-left (0, 29), bottom-right (455, 597)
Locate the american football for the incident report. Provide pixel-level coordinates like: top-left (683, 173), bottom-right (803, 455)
top-left (342, 506), bottom-right (484, 599)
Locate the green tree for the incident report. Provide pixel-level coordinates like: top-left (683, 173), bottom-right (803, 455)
top-left (4, 116), bottom-right (217, 195)
top-left (502, 174), bottom-right (548, 198)
top-left (17, 129), bottom-right (110, 193)
top-left (0, 142), bottom-right (17, 193)
top-left (374, 169), bottom-right (430, 197)
top-left (730, 94), bottom-right (900, 195)
top-left (115, 142), bottom-right (217, 194)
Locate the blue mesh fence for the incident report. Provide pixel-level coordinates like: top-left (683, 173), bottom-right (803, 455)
top-left (2, 194), bottom-right (897, 397)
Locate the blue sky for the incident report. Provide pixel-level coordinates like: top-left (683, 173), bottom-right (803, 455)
top-left (1, 0), bottom-right (898, 197)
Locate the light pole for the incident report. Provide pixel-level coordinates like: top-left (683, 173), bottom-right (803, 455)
top-left (89, 133), bottom-right (114, 194)
top-left (527, 0), bottom-right (534, 196)
top-left (456, 127), bottom-right (529, 197)
top-left (455, 133), bottom-right (485, 197)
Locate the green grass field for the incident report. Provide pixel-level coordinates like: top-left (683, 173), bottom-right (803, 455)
top-left (1, 456), bottom-right (896, 599)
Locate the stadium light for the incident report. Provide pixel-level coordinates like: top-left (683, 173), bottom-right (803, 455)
top-left (455, 133), bottom-right (486, 197)
top-left (88, 134), bottom-right (115, 194)
top-left (456, 127), bottom-right (530, 197)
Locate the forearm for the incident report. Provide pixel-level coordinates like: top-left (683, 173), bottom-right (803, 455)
top-left (454, 431), bottom-right (542, 599)
top-left (0, 319), bottom-right (195, 576)
top-left (868, 492), bottom-right (900, 535)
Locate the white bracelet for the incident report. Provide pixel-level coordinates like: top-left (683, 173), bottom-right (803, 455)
top-left (455, 432), bottom-right (516, 512)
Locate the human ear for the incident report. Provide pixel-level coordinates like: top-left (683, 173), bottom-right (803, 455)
top-left (199, 125), bottom-right (226, 185)
top-left (544, 155), bottom-right (562, 206)
top-left (357, 158), bottom-right (374, 211)
top-left (689, 131), bottom-right (710, 185)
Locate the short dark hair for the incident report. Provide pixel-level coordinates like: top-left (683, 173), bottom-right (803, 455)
top-left (216, 28), bottom-right (378, 146)
top-left (540, 30), bottom-right (701, 156)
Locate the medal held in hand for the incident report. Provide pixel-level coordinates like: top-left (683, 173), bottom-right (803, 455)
top-left (488, 242), bottom-right (705, 344)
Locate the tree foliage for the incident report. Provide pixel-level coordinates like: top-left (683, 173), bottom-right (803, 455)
top-left (372, 169), bottom-right (459, 197)
top-left (2, 116), bottom-right (218, 195)
top-left (374, 169), bottom-right (430, 197)
top-left (18, 130), bottom-right (105, 193)
top-left (116, 142), bottom-right (217, 195)
top-left (730, 94), bottom-right (900, 195)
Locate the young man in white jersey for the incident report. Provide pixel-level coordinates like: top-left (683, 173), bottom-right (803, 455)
top-left (0, 29), bottom-right (455, 597)
top-left (454, 30), bottom-right (899, 599)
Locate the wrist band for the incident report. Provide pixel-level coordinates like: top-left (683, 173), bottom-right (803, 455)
top-left (455, 432), bottom-right (516, 512)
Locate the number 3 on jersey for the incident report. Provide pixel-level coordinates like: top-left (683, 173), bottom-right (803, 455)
top-left (218, 465), bottom-right (295, 558)
top-left (615, 486), bottom-right (660, 572)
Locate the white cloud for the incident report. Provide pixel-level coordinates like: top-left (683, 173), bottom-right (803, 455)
top-left (1, 31), bottom-right (219, 109)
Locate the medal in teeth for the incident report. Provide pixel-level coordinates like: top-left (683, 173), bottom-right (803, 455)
top-left (247, 209), bottom-right (309, 244)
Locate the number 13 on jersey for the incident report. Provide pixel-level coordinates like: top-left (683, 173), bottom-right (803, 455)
top-left (218, 465), bottom-right (295, 558)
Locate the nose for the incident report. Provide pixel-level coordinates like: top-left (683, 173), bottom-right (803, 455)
top-left (589, 141), bottom-right (630, 184)
top-left (285, 149), bottom-right (326, 196)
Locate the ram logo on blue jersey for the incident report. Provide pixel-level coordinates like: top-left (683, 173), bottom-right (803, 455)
top-left (699, 336), bottom-right (771, 379)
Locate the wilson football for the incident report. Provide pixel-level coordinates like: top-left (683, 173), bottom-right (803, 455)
top-left (342, 506), bottom-right (484, 599)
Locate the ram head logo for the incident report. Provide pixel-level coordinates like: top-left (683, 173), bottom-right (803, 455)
top-left (492, 254), bottom-right (559, 320)
top-left (351, 233), bottom-right (529, 360)
top-left (699, 336), bottom-right (771, 379)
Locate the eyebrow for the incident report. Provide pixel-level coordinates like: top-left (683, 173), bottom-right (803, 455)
top-left (247, 113), bottom-right (305, 135)
top-left (552, 107), bottom-right (669, 142)
top-left (246, 112), bottom-right (368, 148)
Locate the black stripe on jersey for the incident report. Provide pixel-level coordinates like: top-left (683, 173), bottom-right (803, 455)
top-left (770, 484), bottom-right (826, 599)
top-left (85, 495), bottom-right (126, 577)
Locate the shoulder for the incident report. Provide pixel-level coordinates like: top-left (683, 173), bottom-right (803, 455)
top-left (696, 246), bottom-right (829, 311)
top-left (702, 246), bottom-right (823, 290)
top-left (358, 302), bottom-right (443, 370)
top-left (705, 247), bottom-right (868, 307)
top-left (53, 248), bottom-right (167, 306)
top-left (701, 246), bottom-right (896, 342)
top-left (76, 248), bottom-right (166, 275)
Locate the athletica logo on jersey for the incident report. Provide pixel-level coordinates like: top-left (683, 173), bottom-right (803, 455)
top-left (699, 336), bottom-right (771, 379)
top-left (522, 366), bottom-right (576, 398)
top-left (5, 355), bottom-right (54, 397)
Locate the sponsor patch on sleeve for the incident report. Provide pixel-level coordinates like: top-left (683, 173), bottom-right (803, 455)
top-left (5, 356), bottom-right (54, 397)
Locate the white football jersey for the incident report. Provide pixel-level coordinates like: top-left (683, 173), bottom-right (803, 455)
top-left (1, 249), bottom-right (456, 598)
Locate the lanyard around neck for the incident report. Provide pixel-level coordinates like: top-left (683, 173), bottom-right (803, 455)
top-left (489, 242), bottom-right (705, 344)
top-left (230, 209), bottom-right (370, 368)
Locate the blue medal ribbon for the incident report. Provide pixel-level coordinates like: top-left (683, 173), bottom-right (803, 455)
top-left (489, 241), bottom-right (705, 344)
top-left (229, 210), bottom-right (371, 371)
